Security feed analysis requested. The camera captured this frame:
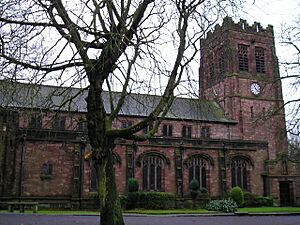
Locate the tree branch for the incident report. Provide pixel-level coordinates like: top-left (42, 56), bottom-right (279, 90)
top-left (0, 54), bottom-right (84, 72)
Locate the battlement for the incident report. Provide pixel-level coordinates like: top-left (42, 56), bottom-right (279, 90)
top-left (206, 16), bottom-right (274, 40)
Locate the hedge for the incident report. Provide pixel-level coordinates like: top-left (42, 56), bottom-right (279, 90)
top-left (243, 192), bottom-right (274, 207)
top-left (126, 192), bottom-right (175, 209)
top-left (127, 178), bottom-right (139, 192)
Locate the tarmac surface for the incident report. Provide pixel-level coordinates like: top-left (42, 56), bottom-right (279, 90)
top-left (1, 213), bottom-right (300, 225)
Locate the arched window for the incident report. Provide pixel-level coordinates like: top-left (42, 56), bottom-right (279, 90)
top-left (231, 157), bottom-right (251, 190)
top-left (90, 164), bottom-right (98, 192)
top-left (142, 155), bottom-right (164, 191)
top-left (188, 157), bottom-right (209, 189)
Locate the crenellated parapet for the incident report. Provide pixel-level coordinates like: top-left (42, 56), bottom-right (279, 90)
top-left (205, 16), bottom-right (274, 41)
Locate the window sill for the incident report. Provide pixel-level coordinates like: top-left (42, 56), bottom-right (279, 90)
top-left (40, 175), bottom-right (52, 180)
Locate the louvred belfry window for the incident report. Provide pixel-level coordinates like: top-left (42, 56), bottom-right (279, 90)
top-left (218, 50), bottom-right (226, 78)
top-left (255, 47), bottom-right (266, 73)
top-left (238, 44), bottom-right (249, 71)
top-left (208, 54), bottom-right (214, 86)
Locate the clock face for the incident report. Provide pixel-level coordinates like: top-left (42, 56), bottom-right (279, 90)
top-left (250, 82), bottom-right (261, 96)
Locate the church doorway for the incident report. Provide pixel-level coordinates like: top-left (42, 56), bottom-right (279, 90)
top-left (279, 181), bottom-right (293, 206)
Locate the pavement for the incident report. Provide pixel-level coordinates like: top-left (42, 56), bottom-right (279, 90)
top-left (122, 212), bottom-right (300, 217)
top-left (1, 212), bottom-right (300, 225)
top-left (3, 211), bottom-right (300, 217)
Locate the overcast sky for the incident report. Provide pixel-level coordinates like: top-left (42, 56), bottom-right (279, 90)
top-left (242, 0), bottom-right (297, 26)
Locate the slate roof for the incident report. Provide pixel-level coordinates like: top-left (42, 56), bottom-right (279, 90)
top-left (0, 81), bottom-right (235, 123)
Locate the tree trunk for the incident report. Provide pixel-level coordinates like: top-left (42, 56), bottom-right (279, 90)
top-left (97, 144), bottom-right (124, 225)
top-left (86, 80), bottom-right (124, 225)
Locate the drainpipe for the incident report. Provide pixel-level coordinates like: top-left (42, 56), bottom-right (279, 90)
top-left (179, 142), bottom-right (184, 197)
top-left (19, 135), bottom-right (26, 202)
top-left (79, 137), bottom-right (86, 209)
top-left (220, 143), bottom-right (227, 197)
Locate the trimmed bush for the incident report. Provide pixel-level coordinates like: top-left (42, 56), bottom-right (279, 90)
top-left (140, 192), bottom-right (175, 209)
top-left (200, 187), bottom-right (208, 195)
top-left (243, 192), bottom-right (274, 207)
top-left (126, 192), bottom-right (175, 209)
top-left (189, 179), bottom-right (200, 191)
top-left (206, 199), bottom-right (238, 213)
top-left (126, 192), bottom-right (140, 209)
top-left (127, 178), bottom-right (139, 192)
top-left (255, 196), bottom-right (273, 207)
top-left (243, 192), bottom-right (256, 207)
top-left (189, 179), bottom-right (200, 205)
top-left (230, 186), bottom-right (244, 207)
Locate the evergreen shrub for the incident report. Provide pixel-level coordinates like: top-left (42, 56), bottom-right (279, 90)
top-left (255, 196), bottom-right (274, 207)
top-left (127, 178), bottom-right (139, 192)
top-left (243, 192), bottom-right (274, 207)
top-left (126, 192), bottom-right (175, 209)
top-left (230, 186), bottom-right (244, 207)
top-left (189, 179), bottom-right (200, 201)
top-left (200, 187), bottom-right (208, 195)
top-left (243, 192), bottom-right (256, 206)
top-left (189, 179), bottom-right (200, 191)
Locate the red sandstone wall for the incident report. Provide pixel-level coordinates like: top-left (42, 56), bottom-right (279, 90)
top-left (15, 107), bottom-right (273, 199)
top-left (17, 110), bottom-right (268, 198)
top-left (22, 142), bottom-right (76, 196)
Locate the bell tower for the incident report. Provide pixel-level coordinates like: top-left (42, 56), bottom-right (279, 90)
top-left (199, 17), bottom-right (288, 159)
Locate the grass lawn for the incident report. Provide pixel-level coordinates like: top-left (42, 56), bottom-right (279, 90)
top-left (125, 207), bottom-right (300, 215)
top-left (1, 207), bottom-right (300, 215)
top-left (124, 208), bottom-right (213, 215)
top-left (237, 207), bottom-right (300, 213)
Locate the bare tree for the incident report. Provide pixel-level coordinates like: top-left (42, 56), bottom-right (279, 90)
top-left (280, 15), bottom-right (300, 136)
top-left (0, 1), bottom-right (243, 224)
top-left (288, 136), bottom-right (300, 161)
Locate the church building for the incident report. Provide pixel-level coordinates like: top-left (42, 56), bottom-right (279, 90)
top-left (0, 17), bottom-right (299, 208)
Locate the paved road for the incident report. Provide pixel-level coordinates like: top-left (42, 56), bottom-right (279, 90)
top-left (1, 213), bottom-right (300, 225)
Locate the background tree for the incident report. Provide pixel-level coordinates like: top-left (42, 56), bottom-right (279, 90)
top-left (280, 14), bottom-right (300, 136)
top-left (0, 1), bottom-right (243, 224)
top-left (288, 136), bottom-right (300, 161)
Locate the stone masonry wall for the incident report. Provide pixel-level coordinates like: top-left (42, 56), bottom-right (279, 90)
top-left (22, 142), bottom-right (76, 197)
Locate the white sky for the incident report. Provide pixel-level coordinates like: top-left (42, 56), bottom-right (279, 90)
top-left (242, 0), bottom-right (297, 26)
